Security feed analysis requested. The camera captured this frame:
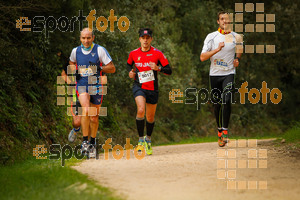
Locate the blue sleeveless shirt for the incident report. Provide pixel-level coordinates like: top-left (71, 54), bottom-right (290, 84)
top-left (76, 44), bottom-right (101, 86)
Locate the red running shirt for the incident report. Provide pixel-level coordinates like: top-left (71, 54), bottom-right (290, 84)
top-left (127, 46), bottom-right (169, 91)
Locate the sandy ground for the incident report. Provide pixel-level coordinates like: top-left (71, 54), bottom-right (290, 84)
top-left (73, 139), bottom-right (300, 200)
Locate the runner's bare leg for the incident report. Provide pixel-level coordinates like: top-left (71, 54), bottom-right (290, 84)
top-left (79, 93), bottom-right (90, 138)
top-left (89, 103), bottom-right (101, 138)
top-left (146, 103), bottom-right (157, 122)
top-left (72, 116), bottom-right (81, 128)
top-left (135, 96), bottom-right (146, 118)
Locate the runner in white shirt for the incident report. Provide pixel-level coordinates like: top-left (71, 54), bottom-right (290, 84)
top-left (200, 11), bottom-right (243, 147)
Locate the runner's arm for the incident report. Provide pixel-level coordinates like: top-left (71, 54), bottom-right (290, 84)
top-left (235, 53), bottom-right (242, 60)
top-left (156, 52), bottom-right (172, 75)
top-left (61, 70), bottom-right (72, 84)
top-left (127, 63), bottom-right (136, 79)
top-left (127, 52), bottom-right (136, 78)
top-left (60, 60), bottom-right (76, 84)
top-left (234, 34), bottom-right (243, 67)
top-left (97, 46), bottom-right (115, 73)
top-left (68, 61), bottom-right (77, 73)
top-left (127, 52), bottom-right (135, 72)
top-left (159, 64), bottom-right (172, 75)
top-left (102, 61), bottom-right (116, 73)
top-left (233, 53), bottom-right (242, 67)
top-left (60, 58), bottom-right (72, 84)
top-left (150, 62), bottom-right (172, 75)
top-left (200, 42), bottom-right (224, 62)
top-left (127, 63), bottom-right (134, 72)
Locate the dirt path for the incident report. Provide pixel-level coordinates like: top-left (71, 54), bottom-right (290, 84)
top-left (73, 139), bottom-right (300, 200)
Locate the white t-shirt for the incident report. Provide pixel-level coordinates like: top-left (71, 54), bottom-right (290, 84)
top-left (69, 45), bottom-right (112, 65)
top-left (201, 31), bottom-right (242, 76)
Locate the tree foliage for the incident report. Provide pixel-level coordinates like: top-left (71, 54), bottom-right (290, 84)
top-left (0, 0), bottom-right (298, 164)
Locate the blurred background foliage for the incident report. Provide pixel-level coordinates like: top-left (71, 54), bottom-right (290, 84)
top-left (0, 0), bottom-right (299, 164)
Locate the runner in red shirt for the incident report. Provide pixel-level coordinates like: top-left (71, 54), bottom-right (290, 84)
top-left (127, 28), bottom-right (172, 155)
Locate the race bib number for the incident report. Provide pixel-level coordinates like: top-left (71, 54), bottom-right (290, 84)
top-left (138, 70), bottom-right (155, 83)
top-left (214, 59), bottom-right (231, 70)
top-left (79, 67), bottom-right (94, 77)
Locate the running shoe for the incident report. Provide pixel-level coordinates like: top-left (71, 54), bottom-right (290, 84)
top-left (137, 139), bottom-right (145, 152)
top-left (222, 130), bottom-right (229, 144)
top-left (88, 144), bottom-right (96, 158)
top-left (144, 136), bottom-right (153, 155)
top-left (81, 141), bottom-right (90, 156)
top-left (68, 128), bottom-right (77, 143)
top-left (218, 132), bottom-right (225, 147)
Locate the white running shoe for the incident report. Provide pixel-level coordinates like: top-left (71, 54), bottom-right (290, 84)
top-left (68, 128), bottom-right (77, 143)
top-left (81, 141), bottom-right (89, 156)
top-left (88, 144), bottom-right (96, 158)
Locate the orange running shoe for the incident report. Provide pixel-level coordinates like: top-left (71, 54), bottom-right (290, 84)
top-left (218, 131), bottom-right (225, 147)
top-left (222, 130), bottom-right (229, 144)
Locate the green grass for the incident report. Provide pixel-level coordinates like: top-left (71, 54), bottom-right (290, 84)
top-left (282, 123), bottom-right (300, 143)
top-left (0, 157), bottom-right (122, 200)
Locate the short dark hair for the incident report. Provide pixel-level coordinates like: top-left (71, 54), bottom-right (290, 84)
top-left (138, 28), bottom-right (153, 37)
top-left (217, 11), bottom-right (229, 20)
